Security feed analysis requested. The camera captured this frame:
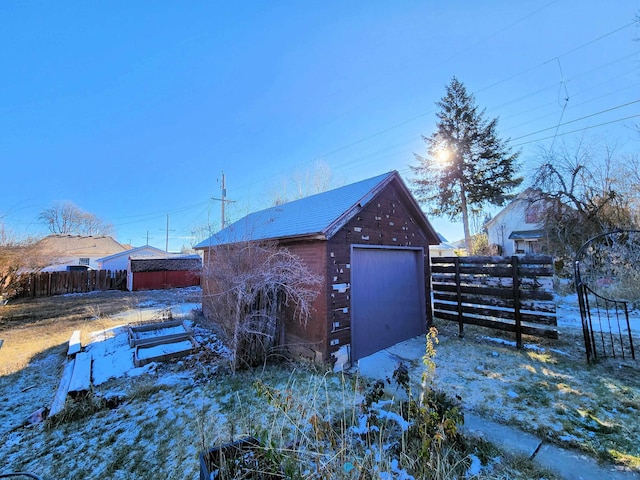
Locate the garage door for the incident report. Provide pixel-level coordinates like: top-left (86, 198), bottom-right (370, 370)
top-left (351, 246), bottom-right (427, 361)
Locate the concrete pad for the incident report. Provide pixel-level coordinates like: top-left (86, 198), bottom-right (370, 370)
top-left (355, 336), bottom-right (427, 401)
top-left (356, 335), bottom-right (425, 380)
top-left (535, 443), bottom-right (640, 480)
top-left (463, 413), bottom-right (640, 480)
top-left (462, 413), bottom-right (542, 458)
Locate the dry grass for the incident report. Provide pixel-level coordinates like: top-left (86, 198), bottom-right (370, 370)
top-left (1, 289), bottom-right (638, 478)
top-left (0, 289), bottom-right (199, 375)
top-left (431, 319), bottom-right (640, 471)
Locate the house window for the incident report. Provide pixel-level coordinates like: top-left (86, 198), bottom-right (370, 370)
top-left (525, 204), bottom-right (542, 224)
top-left (79, 258), bottom-right (90, 266)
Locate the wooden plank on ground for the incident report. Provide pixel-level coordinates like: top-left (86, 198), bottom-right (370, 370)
top-left (50, 360), bottom-right (75, 417)
top-left (68, 351), bottom-right (92, 393)
top-left (67, 330), bottom-right (82, 356)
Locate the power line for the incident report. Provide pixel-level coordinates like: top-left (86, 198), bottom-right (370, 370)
top-left (312, 21), bottom-right (639, 163)
top-left (476, 20), bottom-right (638, 96)
top-left (510, 98), bottom-right (640, 141)
top-left (512, 113), bottom-right (640, 147)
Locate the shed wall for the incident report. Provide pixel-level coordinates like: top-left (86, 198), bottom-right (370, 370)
top-left (281, 241), bottom-right (328, 362)
top-left (131, 270), bottom-right (200, 291)
top-left (326, 181), bottom-right (433, 364)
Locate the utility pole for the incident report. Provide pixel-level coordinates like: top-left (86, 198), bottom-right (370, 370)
top-left (211, 171), bottom-right (235, 230)
top-left (161, 214), bottom-right (175, 252)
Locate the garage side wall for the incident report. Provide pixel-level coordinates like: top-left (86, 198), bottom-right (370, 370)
top-left (281, 241), bottom-right (328, 362)
top-left (130, 257), bottom-right (202, 291)
top-left (327, 181), bottom-right (433, 367)
top-left (200, 243), bottom-right (329, 363)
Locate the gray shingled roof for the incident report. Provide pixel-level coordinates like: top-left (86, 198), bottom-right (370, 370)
top-left (196, 171), bottom-right (406, 248)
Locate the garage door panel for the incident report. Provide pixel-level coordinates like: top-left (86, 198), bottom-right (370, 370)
top-left (351, 246), bottom-right (426, 360)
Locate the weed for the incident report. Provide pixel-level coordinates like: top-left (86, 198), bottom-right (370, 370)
top-left (45, 394), bottom-right (108, 429)
top-left (127, 379), bottom-right (169, 402)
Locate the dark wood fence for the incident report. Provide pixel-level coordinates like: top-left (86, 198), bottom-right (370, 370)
top-left (16, 270), bottom-right (128, 298)
top-left (431, 255), bottom-right (557, 347)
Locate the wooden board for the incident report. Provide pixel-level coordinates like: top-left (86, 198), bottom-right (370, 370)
top-left (68, 351), bottom-right (92, 393)
top-left (67, 330), bottom-right (82, 356)
top-left (50, 360), bottom-right (75, 417)
top-left (134, 337), bottom-right (199, 367)
top-left (128, 319), bottom-right (192, 348)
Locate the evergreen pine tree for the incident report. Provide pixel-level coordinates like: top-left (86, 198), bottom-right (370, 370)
top-left (411, 77), bottom-right (522, 253)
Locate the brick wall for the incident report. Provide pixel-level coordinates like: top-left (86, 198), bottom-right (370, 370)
top-left (326, 181), bottom-right (433, 358)
top-left (130, 257), bottom-right (202, 273)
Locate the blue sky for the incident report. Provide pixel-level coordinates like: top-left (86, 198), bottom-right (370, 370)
top-left (1, 1), bottom-right (638, 251)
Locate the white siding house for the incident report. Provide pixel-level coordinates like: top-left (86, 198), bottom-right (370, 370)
top-left (37, 235), bottom-right (130, 272)
top-left (429, 233), bottom-right (458, 258)
top-left (96, 245), bottom-right (167, 271)
top-left (485, 189), bottom-right (546, 256)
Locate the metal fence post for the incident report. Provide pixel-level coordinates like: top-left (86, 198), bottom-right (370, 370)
top-left (512, 255), bottom-right (522, 348)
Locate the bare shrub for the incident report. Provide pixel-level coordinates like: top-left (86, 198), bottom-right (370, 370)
top-left (0, 234), bottom-right (51, 300)
top-left (201, 242), bottom-right (321, 372)
top-left (532, 141), bottom-right (638, 270)
top-left (577, 230), bottom-right (640, 304)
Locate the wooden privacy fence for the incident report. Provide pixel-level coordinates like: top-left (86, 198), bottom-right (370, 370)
top-left (17, 270), bottom-right (128, 298)
top-left (431, 255), bottom-right (557, 347)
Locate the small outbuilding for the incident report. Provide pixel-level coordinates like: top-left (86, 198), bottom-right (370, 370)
top-left (127, 254), bottom-right (202, 291)
top-left (195, 171), bottom-right (440, 369)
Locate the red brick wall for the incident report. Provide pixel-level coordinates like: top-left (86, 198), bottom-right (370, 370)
top-left (326, 181), bottom-right (433, 358)
top-left (130, 257), bottom-right (202, 272)
top-left (281, 241), bottom-right (328, 361)
top-left (199, 243), bottom-right (329, 361)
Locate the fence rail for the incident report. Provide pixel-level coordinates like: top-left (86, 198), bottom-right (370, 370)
top-left (16, 270), bottom-right (128, 298)
top-left (431, 255), bottom-right (557, 347)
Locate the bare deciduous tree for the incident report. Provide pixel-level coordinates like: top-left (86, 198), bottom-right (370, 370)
top-left (201, 241), bottom-right (321, 372)
top-left (0, 232), bottom-right (51, 300)
top-left (532, 140), bottom-right (637, 267)
top-left (39, 201), bottom-right (113, 236)
top-left (267, 160), bottom-right (340, 206)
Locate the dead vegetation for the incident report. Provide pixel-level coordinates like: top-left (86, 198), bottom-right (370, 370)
top-left (0, 288), bottom-right (200, 375)
top-left (201, 242), bottom-right (321, 372)
top-left (1, 288), bottom-right (639, 478)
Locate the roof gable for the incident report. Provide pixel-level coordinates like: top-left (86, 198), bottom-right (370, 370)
top-left (195, 171), bottom-right (439, 248)
top-left (37, 235), bottom-right (128, 256)
top-left (484, 188), bottom-right (540, 230)
top-left (97, 245), bottom-right (165, 262)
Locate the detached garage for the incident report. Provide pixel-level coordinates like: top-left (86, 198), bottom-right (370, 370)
top-left (128, 254), bottom-right (202, 291)
top-left (195, 171), bottom-right (439, 369)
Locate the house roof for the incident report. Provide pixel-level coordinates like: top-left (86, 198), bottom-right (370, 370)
top-left (97, 245), bottom-right (167, 262)
top-left (37, 235), bottom-right (128, 256)
top-left (508, 229), bottom-right (545, 240)
top-left (129, 253), bottom-right (201, 261)
top-left (484, 188), bottom-right (541, 230)
top-left (195, 171), bottom-right (439, 248)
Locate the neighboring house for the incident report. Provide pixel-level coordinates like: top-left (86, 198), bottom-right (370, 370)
top-left (485, 188), bottom-right (547, 256)
top-left (96, 245), bottom-right (167, 271)
top-left (127, 254), bottom-right (202, 291)
top-left (429, 233), bottom-right (458, 258)
top-left (36, 235), bottom-right (129, 272)
top-left (195, 171), bottom-right (440, 370)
